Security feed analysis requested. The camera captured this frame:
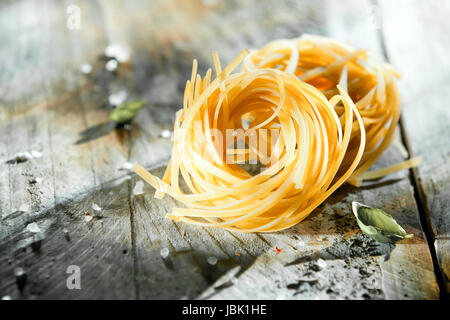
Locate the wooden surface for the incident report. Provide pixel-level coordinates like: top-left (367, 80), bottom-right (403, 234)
top-left (379, 0), bottom-right (450, 294)
top-left (0, 0), bottom-right (447, 299)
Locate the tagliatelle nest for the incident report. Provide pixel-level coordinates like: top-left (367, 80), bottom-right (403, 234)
top-left (244, 34), bottom-right (419, 186)
top-left (133, 35), bottom-right (419, 233)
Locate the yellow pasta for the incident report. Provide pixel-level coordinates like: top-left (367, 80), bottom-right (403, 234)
top-left (243, 34), bottom-right (413, 186)
top-left (133, 49), bottom-right (367, 232)
top-left (133, 35), bottom-right (419, 232)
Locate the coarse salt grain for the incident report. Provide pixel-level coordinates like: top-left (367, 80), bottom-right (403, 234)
top-left (105, 59), bottom-right (119, 72)
top-left (92, 203), bottom-right (102, 211)
top-left (30, 150), bottom-right (42, 158)
top-left (84, 215), bottom-right (93, 223)
top-left (133, 180), bottom-right (144, 196)
top-left (63, 228), bottom-right (70, 241)
top-left (160, 130), bottom-right (172, 139)
top-left (207, 256), bottom-right (218, 266)
top-left (108, 90), bottom-right (127, 106)
top-left (120, 162), bottom-right (133, 171)
top-left (317, 258), bottom-right (327, 269)
top-left (80, 63), bottom-right (92, 74)
top-left (14, 267), bottom-right (25, 277)
top-left (26, 222), bottom-right (40, 233)
top-left (105, 43), bottom-right (130, 62)
top-left (160, 247), bottom-right (170, 259)
top-left (1, 295), bottom-right (12, 300)
top-left (295, 241), bottom-right (305, 248)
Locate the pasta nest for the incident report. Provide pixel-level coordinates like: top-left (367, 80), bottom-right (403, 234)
top-left (135, 48), bottom-right (368, 232)
top-left (244, 34), bottom-right (402, 186)
top-left (134, 35), bottom-right (418, 232)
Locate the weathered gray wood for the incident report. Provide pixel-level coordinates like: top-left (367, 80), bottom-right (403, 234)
top-left (0, 0), bottom-right (136, 299)
top-left (0, 0), bottom-right (441, 300)
top-left (324, 0), bottom-right (439, 300)
top-left (379, 0), bottom-right (450, 294)
top-left (124, 0), bottom-right (438, 299)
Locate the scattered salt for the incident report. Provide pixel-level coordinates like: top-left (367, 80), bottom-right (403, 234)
top-left (160, 247), bottom-right (170, 259)
top-left (207, 256), bottom-right (218, 266)
top-left (14, 267), bottom-right (25, 277)
top-left (14, 267), bottom-right (27, 291)
top-left (35, 177), bottom-right (43, 183)
top-left (63, 228), bottom-right (70, 241)
top-left (105, 43), bottom-right (130, 62)
top-left (1, 295), bottom-right (12, 300)
top-left (317, 258), bottom-right (327, 269)
top-left (30, 150), bottom-right (42, 158)
top-left (79, 63), bottom-right (92, 74)
top-left (120, 162), bottom-right (133, 171)
top-left (160, 130), bottom-right (172, 139)
top-left (295, 240), bottom-right (306, 248)
top-left (92, 203), bottom-right (102, 212)
top-left (84, 215), bottom-right (93, 223)
top-left (105, 59), bottom-right (119, 72)
top-left (133, 180), bottom-right (144, 196)
top-left (19, 204), bottom-right (29, 212)
top-left (26, 222), bottom-right (40, 233)
top-left (108, 90), bottom-right (127, 106)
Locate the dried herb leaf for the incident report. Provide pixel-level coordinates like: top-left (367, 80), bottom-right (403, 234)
top-left (352, 202), bottom-right (413, 243)
top-left (110, 100), bottom-right (146, 123)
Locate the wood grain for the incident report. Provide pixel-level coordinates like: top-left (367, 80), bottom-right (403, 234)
top-left (0, 0), bottom-right (442, 299)
top-left (379, 0), bottom-right (450, 294)
top-left (0, 0), bottom-right (136, 299)
top-left (124, 0), bottom-right (439, 299)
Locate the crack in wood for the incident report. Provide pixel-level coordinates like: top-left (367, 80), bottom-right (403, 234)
top-left (374, 0), bottom-right (448, 299)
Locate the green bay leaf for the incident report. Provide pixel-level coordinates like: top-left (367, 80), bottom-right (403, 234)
top-left (351, 202), bottom-right (413, 243)
top-left (110, 100), bottom-right (146, 123)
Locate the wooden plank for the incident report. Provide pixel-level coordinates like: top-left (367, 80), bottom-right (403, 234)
top-left (0, 0), bottom-right (440, 300)
top-left (379, 0), bottom-right (450, 294)
top-left (122, 0), bottom-right (438, 299)
top-left (324, 0), bottom-right (439, 299)
top-left (0, 0), bottom-right (136, 299)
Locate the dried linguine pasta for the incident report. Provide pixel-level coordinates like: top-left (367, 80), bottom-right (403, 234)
top-left (134, 49), bottom-right (368, 232)
top-left (133, 35), bottom-right (419, 232)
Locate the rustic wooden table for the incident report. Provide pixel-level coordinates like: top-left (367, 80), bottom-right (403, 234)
top-left (0, 0), bottom-right (448, 300)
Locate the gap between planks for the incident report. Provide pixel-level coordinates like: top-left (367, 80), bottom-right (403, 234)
top-left (374, 0), bottom-right (448, 299)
